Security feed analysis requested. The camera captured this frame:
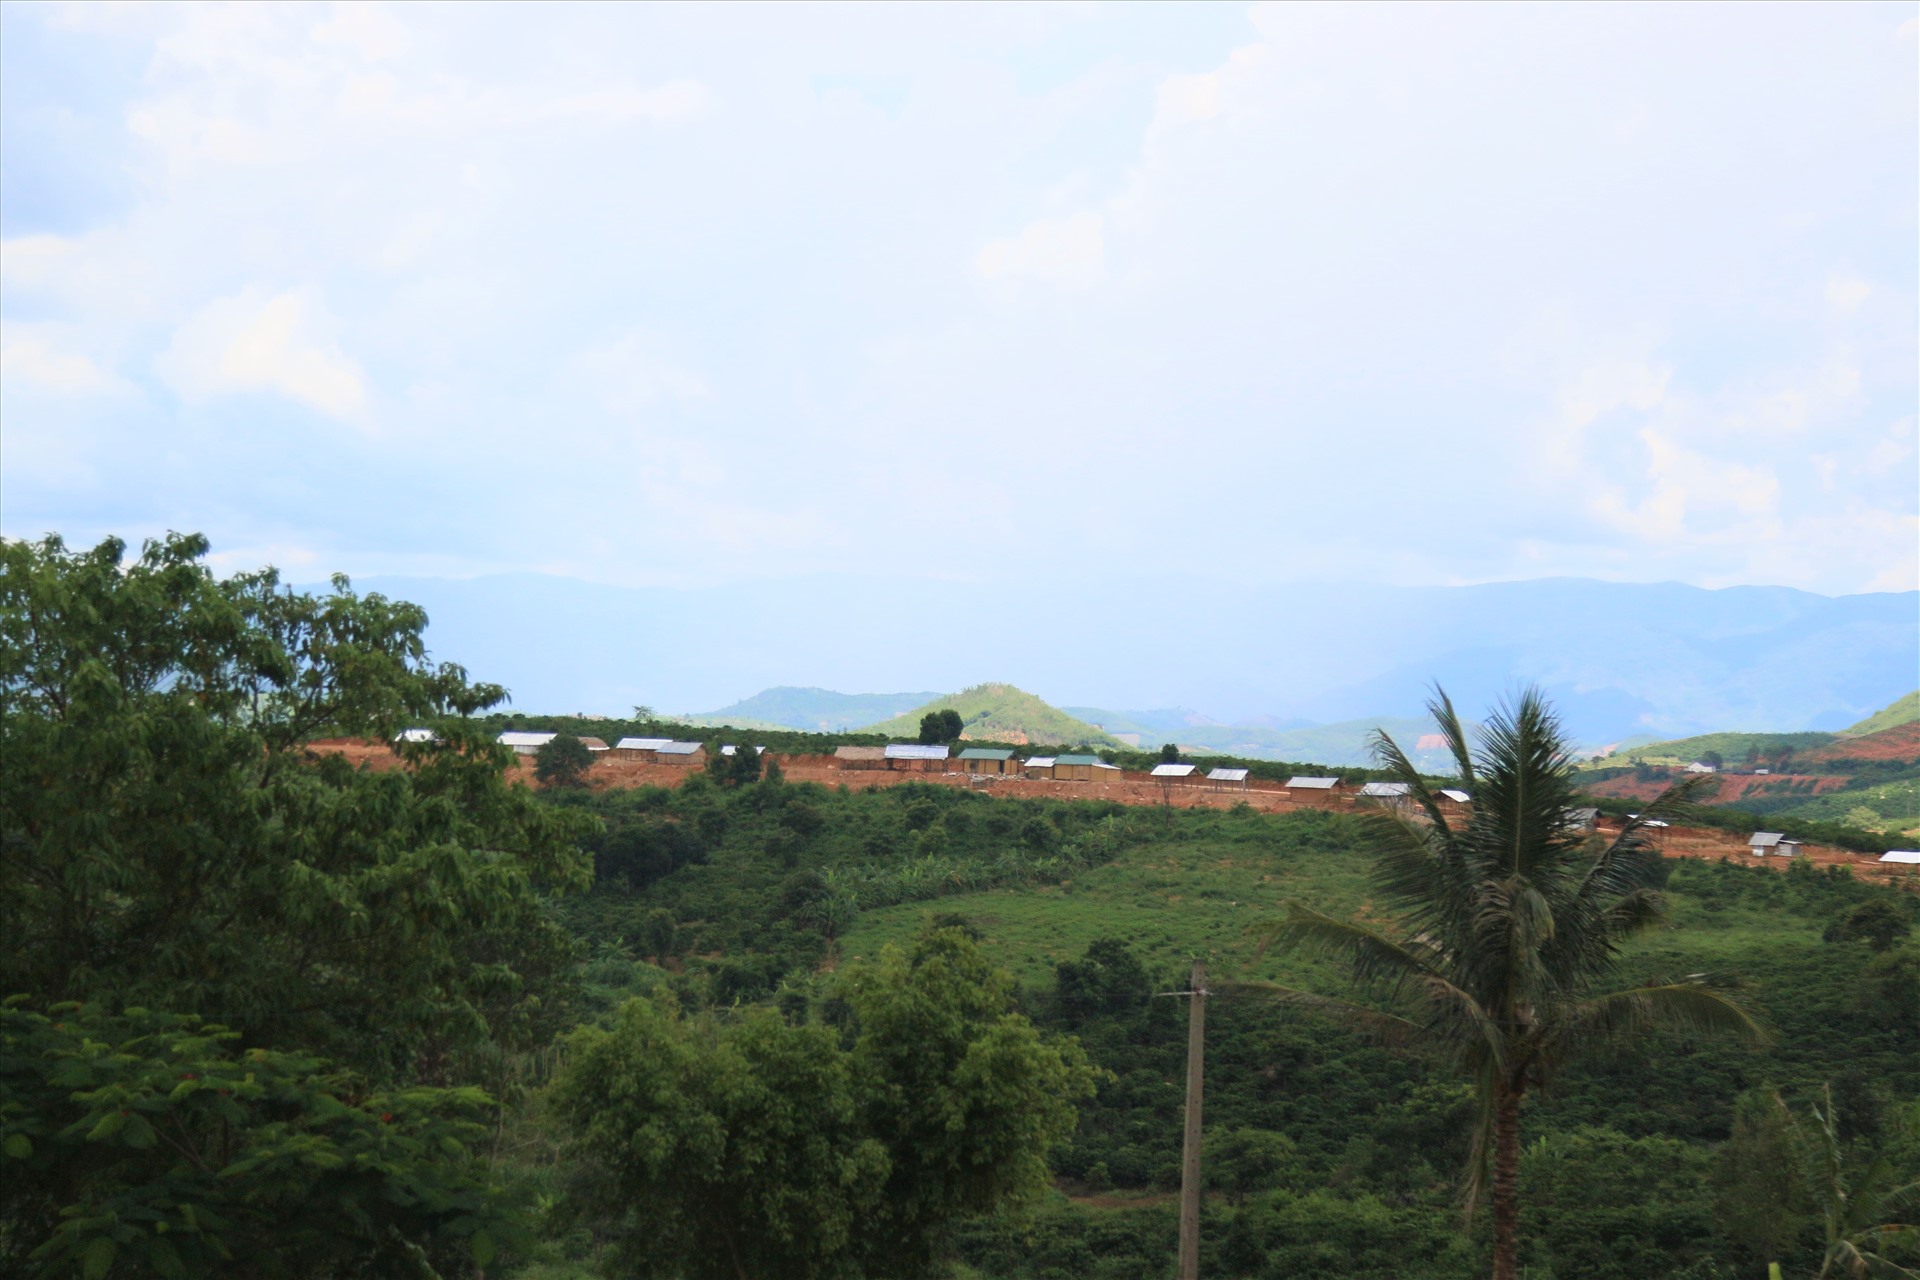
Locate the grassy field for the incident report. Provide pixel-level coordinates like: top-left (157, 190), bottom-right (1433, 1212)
top-left (838, 808), bottom-right (1377, 988)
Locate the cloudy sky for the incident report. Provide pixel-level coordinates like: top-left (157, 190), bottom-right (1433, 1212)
top-left (3, 1), bottom-right (1915, 596)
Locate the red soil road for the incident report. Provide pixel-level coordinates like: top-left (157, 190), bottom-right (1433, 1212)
top-left (306, 740), bottom-right (1917, 887)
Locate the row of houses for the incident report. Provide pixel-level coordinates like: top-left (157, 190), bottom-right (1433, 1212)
top-left (447, 732), bottom-right (1920, 866)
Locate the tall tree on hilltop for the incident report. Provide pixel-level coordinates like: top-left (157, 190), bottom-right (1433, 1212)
top-left (1251, 686), bottom-right (1767, 1280)
top-left (919, 708), bottom-right (964, 745)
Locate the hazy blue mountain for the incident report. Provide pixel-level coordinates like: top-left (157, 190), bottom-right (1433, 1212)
top-left (340, 571), bottom-right (1918, 743)
top-left (688, 686), bottom-right (940, 732)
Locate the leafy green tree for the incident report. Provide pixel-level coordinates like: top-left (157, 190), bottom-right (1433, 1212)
top-left (535, 732), bottom-right (595, 787)
top-left (841, 926), bottom-right (1098, 1276)
top-left (1055, 939), bottom-right (1151, 1018)
top-left (730, 744), bottom-right (764, 786)
top-left (0, 1002), bottom-right (525, 1280)
top-left (1823, 900), bottom-right (1913, 952)
top-left (552, 927), bottom-right (1098, 1279)
top-left (1159, 742), bottom-right (1181, 763)
top-left (0, 533), bottom-right (593, 1079)
top-left (552, 998), bottom-right (887, 1280)
top-left (1253, 687), bottom-right (1765, 1280)
top-left (918, 709), bottom-right (964, 746)
top-left (1715, 1087), bottom-right (1816, 1268)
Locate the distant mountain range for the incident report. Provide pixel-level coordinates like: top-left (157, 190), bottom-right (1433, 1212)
top-left (684, 687), bottom-right (939, 733)
top-left (342, 571), bottom-right (1918, 746)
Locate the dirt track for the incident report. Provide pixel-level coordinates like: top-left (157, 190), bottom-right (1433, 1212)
top-left (308, 740), bottom-right (1917, 887)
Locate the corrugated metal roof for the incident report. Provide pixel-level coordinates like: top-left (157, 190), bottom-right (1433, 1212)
top-left (1054, 753), bottom-right (1105, 766)
top-left (719, 745), bottom-right (766, 756)
top-left (396, 728), bottom-right (437, 743)
top-left (1024, 757), bottom-right (1056, 768)
top-left (497, 731), bottom-right (557, 747)
top-left (580, 737), bottom-right (609, 751)
top-left (1438, 788), bottom-right (1471, 803)
top-left (1880, 850), bottom-right (1920, 864)
top-left (885, 743), bottom-right (949, 760)
top-left (1359, 782), bottom-right (1412, 797)
top-left (1566, 806), bottom-right (1599, 823)
top-left (1208, 767), bottom-right (1249, 782)
top-left (1287, 776), bottom-right (1339, 789)
top-left (957, 748), bottom-right (1016, 761)
top-left (616, 737), bottom-right (673, 751)
top-left (1151, 763), bottom-right (1197, 777)
top-left (1749, 832), bottom-right (1785, 846)
top-left (835, 745), bottom-right (886, 760)
top-left (655, 741), bottom-right (705, 755)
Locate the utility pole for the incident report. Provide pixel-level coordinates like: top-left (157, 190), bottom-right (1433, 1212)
top-left (1178, 959), bottom-right (1208, 1280)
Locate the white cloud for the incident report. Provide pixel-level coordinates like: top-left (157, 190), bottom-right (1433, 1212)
top-left (1825, 274), bottom-right (1872, 310)
top-left (156, 288), bottom-right (369, 423)
top-left (310, 2), bottom-right (412, 63)
top-left (542, 80), bottom-right (711, 124)
top-left (0, 330), bottom-right (127, 395)
top-left (976, 211), bottom-right (1106, 289)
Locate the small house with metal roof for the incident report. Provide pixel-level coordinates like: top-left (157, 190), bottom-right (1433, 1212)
top-left (1749, 831), bottom-right (1802, 857)
top-left (1151, 763), bottom-right (1200, 783)
top-left (1565, 806), bottom-right (1600, 832)
top-left (1208, 766), bottom-right (1249, 791)
top-left (884, 743), bottom-right (949, 772)
top-left (615, 737), bottom-right (673, 757)
top-left (834, 745), bottom-right (887, 770)
top-left (957, 747), bottom-right (1018, 776)
top-left (498, 731), bottom-right (558, 755)
top-left (1053, 753), bottom-right (1113, 782)
top-left (1023, 756), bottom-right (1056, 779)
top-left (1879, 850), bottom-right (1920, 866)
top-left (653, 741), bottom-right (708, 767)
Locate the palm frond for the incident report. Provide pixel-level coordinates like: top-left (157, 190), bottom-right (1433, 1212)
top-left (1561, 979), bottom-right (1771, 1046)
top-left (1360, 810), bottom-right (1456, 918)
top-left (1425, 684), bottom-right (1478, 790)
top-left (1368, 728), bottom-right (1455, 836)
top-left (1253, 904), bottom-right (1443, 990)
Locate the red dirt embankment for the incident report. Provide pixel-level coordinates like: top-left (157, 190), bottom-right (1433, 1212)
top-left (307, 740), bottom-right (1915, 886)
top-left (1584, 772), bottom-right (1853, 805)
top-left (1799, 722), bottom-right (1920, 766)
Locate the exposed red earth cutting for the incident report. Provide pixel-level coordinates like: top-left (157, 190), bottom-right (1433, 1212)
top-left (308, 740), bottom-right (1917, 886)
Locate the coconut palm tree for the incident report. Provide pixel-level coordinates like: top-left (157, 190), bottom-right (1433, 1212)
top-left (1251, 686), bottom-right (1767, 1280)
top-left (1808, 1086), bottom-right (1918, 1279)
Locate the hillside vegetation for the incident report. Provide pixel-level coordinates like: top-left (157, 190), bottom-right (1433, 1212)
top-left (1840, 690), bottom-right (1920, 738)
top-left (1588, 729), bottom-right (1835, 769)
top-left (863, 682), bottom-right (1122, 746)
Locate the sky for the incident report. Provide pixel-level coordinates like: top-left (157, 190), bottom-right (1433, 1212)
top-left (3, 1), bottom-right (1916, 598)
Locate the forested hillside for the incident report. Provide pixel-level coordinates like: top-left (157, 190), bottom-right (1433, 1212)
top-left (5, 537), bottom-right (1916, 1280)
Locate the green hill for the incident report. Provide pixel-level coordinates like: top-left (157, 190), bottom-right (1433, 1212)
top-left (862, 683), bottom-right (1122, 747)
top-left (1838, 690), bottom-right (1920, 738)
top-left (1585, 728), bottom-right (1834, 769)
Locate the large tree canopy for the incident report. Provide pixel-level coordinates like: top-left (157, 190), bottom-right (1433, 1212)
top-left (552, 926), bottom-right (1098, 1280)
top-left (0, 533), bottom-right (596, 1276)
top-left (0, 532), bottom-right (593, 1079)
